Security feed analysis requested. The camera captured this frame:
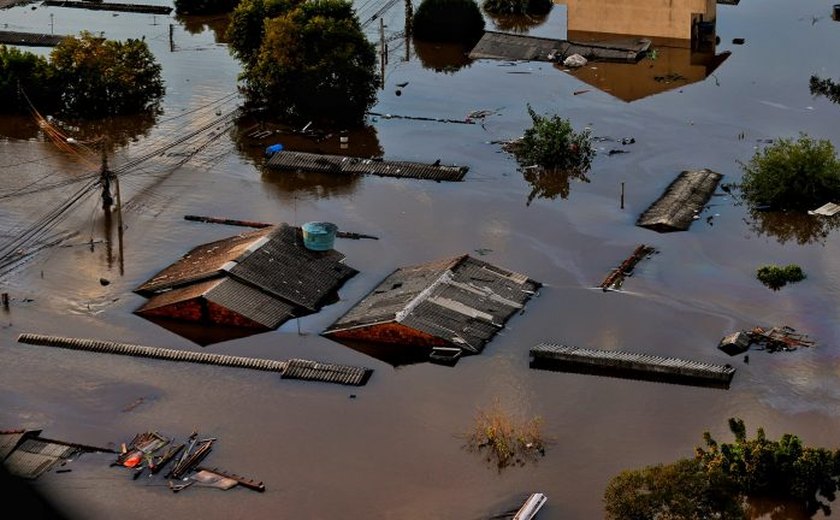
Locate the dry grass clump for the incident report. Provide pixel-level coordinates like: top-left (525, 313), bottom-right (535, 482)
top-left (465, 402), bottom-right (545, 469)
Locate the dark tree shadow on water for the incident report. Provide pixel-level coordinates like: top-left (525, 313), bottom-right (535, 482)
top-left (522, 166), bottom-right (590, 205)
top-left (176, 13), bottom-right (231, 43)
top-left (745, 495), bottom-right (815, 520)
top-left (745, 209), bottom-right (840, 246)
top-left (413, 39), bottom-right (474, 74)
top-left (485, 11), bottom-right (549, 33)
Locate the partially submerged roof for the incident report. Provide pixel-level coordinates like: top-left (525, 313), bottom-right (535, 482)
top-left (1, 430), bottom-right (111, 479)
top-left (636, 169), bottom-right (722, 232)
top-left (808, 202), bottom-right (840, 216)
top-left (265, 151), bottom-right (468, 182)
top-left (469, 31), bottom-right (650, 63)
top-left (135, 224), bottom-right (357, 335)
top-left (323, 255), bottom-right (540, 353)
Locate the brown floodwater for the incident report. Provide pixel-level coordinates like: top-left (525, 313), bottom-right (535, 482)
top-left (2, 0), bottom-right (840, 518)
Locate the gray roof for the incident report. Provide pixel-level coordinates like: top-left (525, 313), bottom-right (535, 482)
top-left (636, 169), bottom-right (723, 232)
top-left (265, 151), bottom-right (468, 182)
top-left (226, 224), bottom-right (357, 312)
top-left (135, 224), bottom-right (357, 329)
top-left (324, 255), bottom-right (541, 352)
top-left (0, 430), bottom-right (28, 459)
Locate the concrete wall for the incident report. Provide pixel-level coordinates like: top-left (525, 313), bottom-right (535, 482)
top-left (559, 0), bottom-right (716, 41)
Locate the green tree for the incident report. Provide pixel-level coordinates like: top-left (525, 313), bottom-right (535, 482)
top-left (227, 0), bottom-right (299, 66)
top-left (50, 33), bottom-right (164, 118)
top-left (755, 264), bottom-right (806, 290)
top-left (810, 75), bottom-right (840, 105)
top-left (739, 134), bottom-right (840, 211)
top-left (0, 45), bottom-right (56, 114)
top-left (243, 0), bottom-right (377, 126)
top-left (413, 0), bottom-right (485, 43)
top-left (174, 0), bottom-right (240, 14)
top-left (604, 458), bottom-right (744, 520)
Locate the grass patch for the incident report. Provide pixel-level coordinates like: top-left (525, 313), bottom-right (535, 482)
top-left (465, 402), bottom-right (545, 470)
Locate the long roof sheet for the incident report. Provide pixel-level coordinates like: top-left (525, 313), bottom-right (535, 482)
top-left (324, 255), bottom-right (540, 352)
top-left (265, 151), bottom-right (468, 182)
top-left (636, 169), bottom-right (723, 232)
top-left (469, 31), bottom-right (650, 63)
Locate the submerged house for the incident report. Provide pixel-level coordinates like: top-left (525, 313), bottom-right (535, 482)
top-left (135, 224), bottom-right (357, 332)
top-left (322, 255), bottom-right (540, 359)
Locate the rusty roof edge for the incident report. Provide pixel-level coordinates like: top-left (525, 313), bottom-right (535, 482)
top-left (322, 318), bottom-right (396, 335)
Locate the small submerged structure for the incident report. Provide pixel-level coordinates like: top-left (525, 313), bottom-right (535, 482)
top-left (42, 0), bottom-right (172, 14)
top-left (469, 31), bottom-right (650, 63)
top-left (134, 224), bottom-right (357, 340)
top-left (718, 325), bottom-right (815, 356)
top-left (0, 429), bottom-right (113, 479)
top-left (636, 169), bottom-right (723, 232)
top-left (530, 343), bottom-right (735, 389)
top-left (323, 255), bottom-right (540, 363)
top-left (0, 31), bottom-right (67, 47)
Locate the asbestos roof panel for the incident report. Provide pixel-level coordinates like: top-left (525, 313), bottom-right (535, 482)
top-left (227, 224), bottom-right (358, 311)
top-left (281, 358), bottom-right (372, 386)
top-left (324, 255), bottom-right (540, 351)
top-left (636, 169), bottom-right (723, 232)
top-left (323, 256), bottom-right (465, 333)
top-left (4, 439), bottom-right (78, 479)
top-left (265, 151), bottom-right (468, 182)
top-left (206, 278), bottom-right (297, 329)
top-left (808, 202), bottom-right (840, 216)
top-left (135, 227), bottom-right (273, 295)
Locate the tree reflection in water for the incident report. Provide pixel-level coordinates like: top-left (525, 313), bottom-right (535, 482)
top-left (485, 12), bottom-right (549, 33)
top-left (522, 165), bottom-right (591, 205)
top-left (413, 39), bottom-right (474, 74)
top-left (176, 14), bottom-right (232, 43)
top-left (745, 209), bottom-right (840, 246)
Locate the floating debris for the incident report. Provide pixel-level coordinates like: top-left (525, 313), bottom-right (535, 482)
top-left (1, 429), bottom-right (113, 479)
top-left (599, 245), bottom-right (657, 291)
top-left (514, 493), bottom-right (548, 520)
top-left (718, 325), bottom-right (815, 356)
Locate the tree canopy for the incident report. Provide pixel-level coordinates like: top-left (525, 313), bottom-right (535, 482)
top-left (234, 0), bottom-right (378, 126)
top-left (227, 0), bottom-right (299, 66)
top-left (413, 0), bottom-right (485, 43)
top-left (739, 134), bottom-right (840, 211)
top-left (604, 418), bottom-right (840, 519)
top-left (515, 104), bottom-right (595, 172)
top-left (0, 45), bottom-right (55, 114)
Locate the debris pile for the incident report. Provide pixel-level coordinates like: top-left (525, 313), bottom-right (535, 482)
top-left (115, 431), bottom-right (264, 493)
top-left (718, 325), bottom-right (815, 355)
top-left (599, 244), bottom-right (657, 291)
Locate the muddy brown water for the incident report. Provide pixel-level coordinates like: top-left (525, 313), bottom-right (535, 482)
top-left (1, 1), bottom-right (840, 518)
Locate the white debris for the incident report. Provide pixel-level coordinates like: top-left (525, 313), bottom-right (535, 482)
top-left (563, 54), bottom-right (588, 68)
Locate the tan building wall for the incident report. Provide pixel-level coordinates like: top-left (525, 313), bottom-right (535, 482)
top-left (559, 0), bottom-right (716, 41)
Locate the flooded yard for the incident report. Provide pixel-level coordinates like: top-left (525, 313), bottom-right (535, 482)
top-left (1, 0), bottom-right (840, 517)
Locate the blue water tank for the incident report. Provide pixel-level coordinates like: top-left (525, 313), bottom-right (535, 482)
top-left (301, 222), bottom-right (338, 251)
top-left (265, 143), bottom-right (284, 157)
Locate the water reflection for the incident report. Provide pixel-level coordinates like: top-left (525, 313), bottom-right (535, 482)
top-left (485, 12), bottom-right (550, 33)
top-left (413, 40), bottom-right (474, 74)
top-left (556, 0), bottom-right (730, 101)
top-left (745, 210), bottom-right (840, 246)
top-left (744, 496), bottom-right (811, 520)
top-left (0, 111), bottom-right (157, 150)
top-left (523, 166), bottom-right (590, 205)
top-left (233, 116), bottom-right (382, 198)
top-left (0, 115), bottom-right (41, 141)
top-left (331, 338), bottom-right (432, 367)
top-left (141, 316), bottom-right (264, 346)
top-left (176, 14), bottom-right (231, 43)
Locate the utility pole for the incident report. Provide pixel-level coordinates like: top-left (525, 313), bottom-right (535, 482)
top-left (169, 24), bottom-right (174, 52)
top-left (100, 146), bottom-right (113, 211)
top-left (380, 18), bottom-right (386, 89)
top-left (404, 0), bottom-right (412, 62)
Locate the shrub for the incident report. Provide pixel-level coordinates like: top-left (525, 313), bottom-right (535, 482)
top-left (756, 264), bottom-right (806, 290)
top-left (482, 0), bottom-right (551, 16)
top-left (465, 402), bottom-right (545, 470)
top-left (413, 0), bottom-right (485, 43)
top-left (515, 104), bottom-right (594, 172)
top-left (739, 134), bottom-right (840, 211)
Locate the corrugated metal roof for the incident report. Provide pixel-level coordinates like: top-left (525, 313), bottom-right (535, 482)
top-left (265, 151), bottom-right (468, 182)
top-left (4, 438), bottom-right (78, 479)
top-left (324, 255), bottom-right (540, 352)
top-left (281, 358), bottom-right (372, 386)
top-left (469, 31), bottom-right (650, 63)
top-left (636, 169), bottom-right (723, 232)
top-left (135, 228), bottom-right (273, 295)
top-left (0, 430), bottom-right (27, 459)
top-left (227, 224), bottom-right (357, 312)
